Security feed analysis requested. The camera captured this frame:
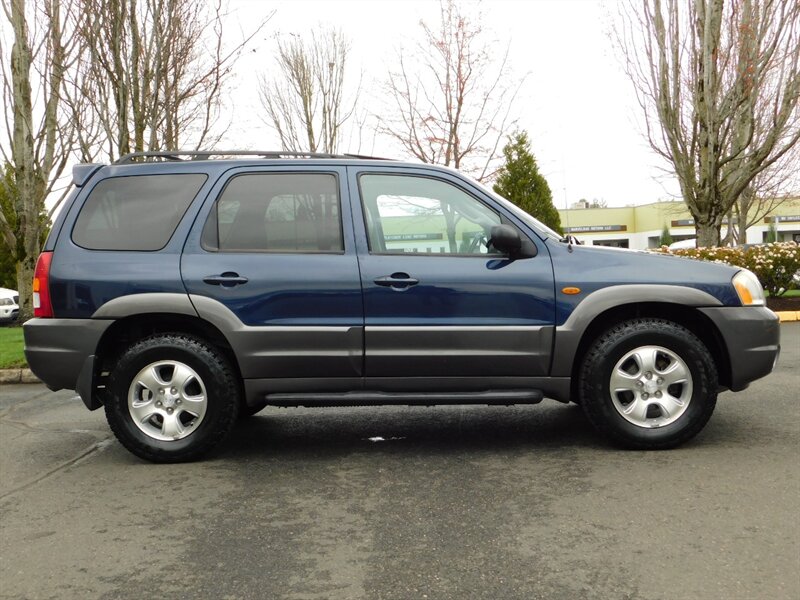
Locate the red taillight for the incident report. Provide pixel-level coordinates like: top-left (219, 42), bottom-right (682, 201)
top-left (33, 251), bottom-right (53, 318)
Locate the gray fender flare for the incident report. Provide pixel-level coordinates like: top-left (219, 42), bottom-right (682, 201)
top-left (92, 293), bottom-right (199, 319)
top-left (551, 284), bottom-right (723, 376)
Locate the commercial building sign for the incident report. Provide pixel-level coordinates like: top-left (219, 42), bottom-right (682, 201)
top-left (765, 215), bottom-right (800, 223)
top-left (671, 217), bottom-right (745, 226)
top-left (384, 233), bottom-right (443, 241)
top-left (563, 224), bottom-right (627, 233)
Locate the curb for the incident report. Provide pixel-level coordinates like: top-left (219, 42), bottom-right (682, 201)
top-left (0, 316), bottom-right (797, 384)
top-left (0, 368), bottom-right (39, 384)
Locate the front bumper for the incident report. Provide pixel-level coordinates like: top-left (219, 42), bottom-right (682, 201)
top-left (23, 318), bottom-right (111, 393)
top-left (699, 306), bottom-right (781, 391)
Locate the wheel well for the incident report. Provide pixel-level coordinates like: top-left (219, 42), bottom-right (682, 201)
top-left (94, 313), bottom-right (242, 392)
top-left (569, 302), bottom-right (732, 398)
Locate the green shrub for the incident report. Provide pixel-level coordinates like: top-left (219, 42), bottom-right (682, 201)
top-left (659, 224), bottom-right (673, 247)
top-left (766, 222), bottom-right (778, 243)
top-left (653, 242), bottom-right (800, 296)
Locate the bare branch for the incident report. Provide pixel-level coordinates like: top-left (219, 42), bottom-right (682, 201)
top-left (1, 0), bottom-right (76, 318)
top-left (612, 0), bottom-right (800, 246)
top-left (258, 27), bottom-right (359, 154)
top-left (379, 0), bottom-right (519, 182)
top-left (73, 0), bottom-right (271, 160)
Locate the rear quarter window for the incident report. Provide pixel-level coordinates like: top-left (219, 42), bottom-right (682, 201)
top-left (72, 174), bottom-right (207, 251)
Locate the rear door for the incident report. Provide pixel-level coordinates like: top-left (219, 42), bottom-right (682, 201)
top-left (348, 166), bottom-right (556, 379)
top-left (181, 166), bottom-right (363, 379)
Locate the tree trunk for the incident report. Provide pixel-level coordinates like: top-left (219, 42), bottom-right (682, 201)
top-left (735, 186), bottom-right (755, 246)
top-left (2, 0), bottom-right (74, 320)
top-left (695, 222), bottom-right (721, 247)
top-left (15, 255), bottom-right (35, 322)
top-left (9, 0), bottom-right (36, 322)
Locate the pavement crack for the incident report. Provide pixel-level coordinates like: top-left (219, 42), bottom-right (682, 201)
top-left (0, 417), bottom-right (102, 436)
top-left (0, 392), bottom-right (79, 421)
top-left (0, 436), bottom-right (113, 504)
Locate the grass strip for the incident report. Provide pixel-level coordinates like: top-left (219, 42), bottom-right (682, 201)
top-left (0, 327), bottom-right (26, 369)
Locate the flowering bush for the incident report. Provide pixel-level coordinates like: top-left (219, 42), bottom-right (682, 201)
top-left (654, 242), bottom-right (800, 296)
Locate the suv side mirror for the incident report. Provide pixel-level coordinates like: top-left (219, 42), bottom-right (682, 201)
top-left (490, 224), bottom-right (536, 258)
top-left (490, 224), bottom-right (521, 254)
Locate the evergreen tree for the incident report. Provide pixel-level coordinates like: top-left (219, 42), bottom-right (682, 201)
top-left (0, 166), bottom-right (19, 290)
top-left (0, 164), bottom-right (49, 291)
top-left (659, 224), bottom-right (673, 247)
top-left (765, 221), bottom-right (778, 243)
top-left (493, 131), bottom-right (562, 234)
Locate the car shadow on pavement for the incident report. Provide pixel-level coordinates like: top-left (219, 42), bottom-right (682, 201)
top-left (219, 403), bottom-right (608, 460)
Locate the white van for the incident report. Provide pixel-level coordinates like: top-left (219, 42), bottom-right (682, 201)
top-left (0, 288), bottom-right (19, 323)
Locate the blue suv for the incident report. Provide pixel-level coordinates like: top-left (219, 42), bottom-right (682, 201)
top-left (23, 151), bottom-right (781, 462)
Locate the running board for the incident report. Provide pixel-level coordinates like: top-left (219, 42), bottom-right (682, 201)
top-left (264, 389), bottom-right (544, 408)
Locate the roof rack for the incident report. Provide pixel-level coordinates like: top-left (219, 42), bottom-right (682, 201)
top-left (114, 150), bottom-right (392, 164)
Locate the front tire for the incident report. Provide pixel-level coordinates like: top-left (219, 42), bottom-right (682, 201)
top-left (579, 318), bottom-right (717, 449)
top-left (105, 334), bottom-right (240, 462)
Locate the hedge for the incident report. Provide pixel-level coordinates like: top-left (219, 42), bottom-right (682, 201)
top-left (653, 241), bottom-right (800, 296)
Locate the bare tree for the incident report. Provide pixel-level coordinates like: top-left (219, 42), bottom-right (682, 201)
top-left (73, 0), bottom-right (270, 161)
top-left (0, 0), bottom-right (79, 319)
top-left (614, 0), bottom-right (800, 247)
top-left (728, 142), bottom-right (799, 243)
top-left (381, 0), bottom-right (521, 182)
top-left (259, 28), bottom-right (359, 154)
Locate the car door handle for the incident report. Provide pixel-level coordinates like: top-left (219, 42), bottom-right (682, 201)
top-left (374, 273), bottom-right (419, 289)
top-left (203, 272), bottom-right (249, 287)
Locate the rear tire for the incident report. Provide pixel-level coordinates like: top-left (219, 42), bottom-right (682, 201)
top-left (579, 318), bottom-right (717, 449)
top-left (105, 334), bottom-right (240, 463)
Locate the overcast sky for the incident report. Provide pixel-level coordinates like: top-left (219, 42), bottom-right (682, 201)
top-left (222, 0), bottom-right (681, 208)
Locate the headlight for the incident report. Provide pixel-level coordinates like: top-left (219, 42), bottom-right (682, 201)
top-left (0, 298), bottom-right (12, 306)
top-left (732, 269), bottom-right (766, 306)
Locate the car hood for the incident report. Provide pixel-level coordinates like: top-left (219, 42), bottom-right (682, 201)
top-left (547, 240), bottom-right (742, 307)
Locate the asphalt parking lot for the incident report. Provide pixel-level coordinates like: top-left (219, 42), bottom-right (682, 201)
top-left (1, 324), bottom-right (798, 600)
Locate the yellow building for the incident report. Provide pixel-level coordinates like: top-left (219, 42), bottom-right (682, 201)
top-left (558, 199), bottom-right (800, 249)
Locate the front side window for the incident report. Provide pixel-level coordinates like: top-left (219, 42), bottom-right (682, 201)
top-left (204, 173), bottom-right (343, 253)
top-left (72, 174), bottom-right (207, 251)
top-left (359, 174), bottom-right (502, 255)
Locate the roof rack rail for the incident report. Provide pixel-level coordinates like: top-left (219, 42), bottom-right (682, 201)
top-left (114, 150), bottom-right (392, 164)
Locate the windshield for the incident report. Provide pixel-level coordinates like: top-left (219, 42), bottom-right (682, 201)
top-left (485, 188), bottom-right (564, 241)
top-left (420, 166), bottom-right (565, 242)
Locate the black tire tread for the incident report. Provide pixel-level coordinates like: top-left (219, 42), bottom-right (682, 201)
top-left (105, 333), bottom-right (240, 463)
top-left (579, 318), bottom-right (718, 450)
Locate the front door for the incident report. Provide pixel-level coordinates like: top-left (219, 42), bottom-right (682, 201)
top-left (349, 167), bottom-right (556, 379)
top-left (181, 167), bottom-right (363, 379)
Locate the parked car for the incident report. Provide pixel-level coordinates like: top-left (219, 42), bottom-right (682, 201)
top-left (668, 238), bottom-right (696, 250)
top-left (24, 152), bottom-right (781, 462)
top-left (0, 287), bottom-right (19, 324)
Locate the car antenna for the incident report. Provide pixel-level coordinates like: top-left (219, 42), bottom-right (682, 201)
top-left (562, 183), bottom-right (574, 253)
